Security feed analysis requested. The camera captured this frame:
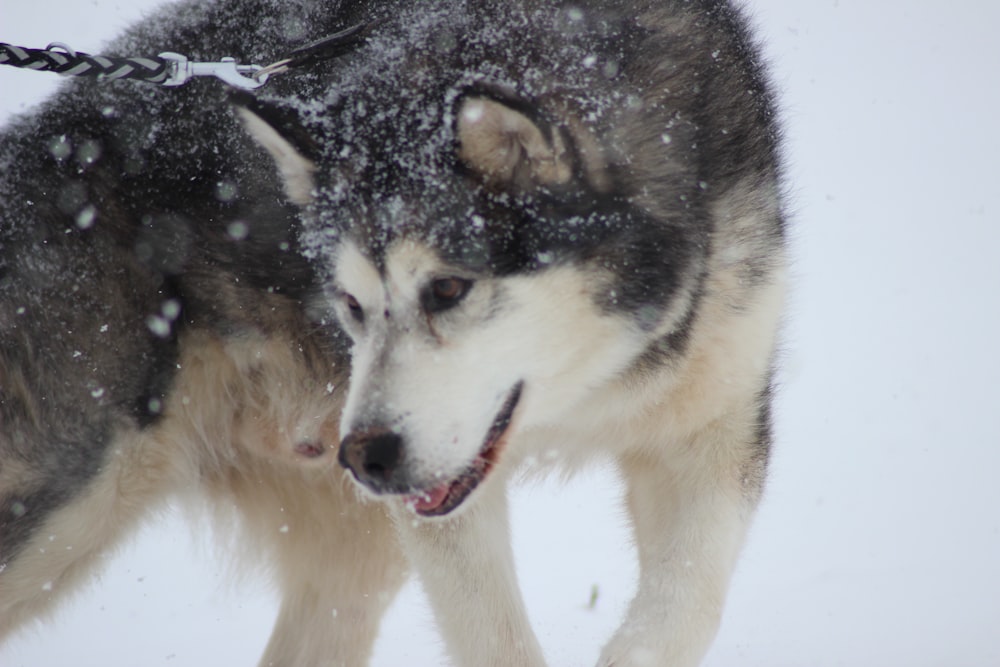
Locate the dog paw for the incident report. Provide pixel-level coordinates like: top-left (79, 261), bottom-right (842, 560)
top-left (597, 641), bottom-right (659, 667)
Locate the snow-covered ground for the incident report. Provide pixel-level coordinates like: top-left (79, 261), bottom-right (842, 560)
top-left (3, 1), bottom-right (999, 665)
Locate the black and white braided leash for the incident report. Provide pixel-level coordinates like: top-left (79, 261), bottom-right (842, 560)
top-left (0, 42), bottom-right (175, 83)
top-left (0, 20), bottom-right (378, 90)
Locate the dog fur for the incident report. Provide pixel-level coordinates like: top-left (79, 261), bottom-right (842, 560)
top-left (1, 1), bottom-right (786, 666)
top-left (240, 1), bottom-right (787, 666)
top-left (1, 1), bottom-right (407, 665)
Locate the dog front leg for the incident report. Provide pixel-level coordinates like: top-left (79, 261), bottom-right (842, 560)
top-left (252, 491), bottom-right (407, 667)
top-left (392, 480), bottom-right (546, 667)
top-left (599, 432), bottom-right (762, 667)
top-left (260, 575), bottom-right (402, 667)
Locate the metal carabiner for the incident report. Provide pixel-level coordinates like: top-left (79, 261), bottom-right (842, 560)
top-left (159, 52), bottom-right (268, 89)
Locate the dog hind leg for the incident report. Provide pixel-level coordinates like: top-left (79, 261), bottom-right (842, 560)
top-left (0, 428), bottom-right (179, 641)
top-left (219, 471), bottom-right (407, 667)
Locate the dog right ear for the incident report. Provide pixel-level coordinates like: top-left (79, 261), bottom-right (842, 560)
top-left (232, 93), bottom-right (319, 205)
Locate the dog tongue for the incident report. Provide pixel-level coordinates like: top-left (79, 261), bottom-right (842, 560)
top-left (407, 484), bottom-right (450, 513)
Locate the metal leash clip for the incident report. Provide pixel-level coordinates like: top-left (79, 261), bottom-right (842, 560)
top-left (158, 52), bottom-right (267, 89)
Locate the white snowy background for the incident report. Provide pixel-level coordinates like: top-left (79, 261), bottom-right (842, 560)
top-left (2, 0), bottom-right (999, 664)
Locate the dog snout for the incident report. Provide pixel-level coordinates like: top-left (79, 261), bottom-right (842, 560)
top-left (338, 428), bottom-right (406, 493)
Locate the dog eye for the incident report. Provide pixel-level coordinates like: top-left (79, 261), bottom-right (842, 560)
top-left (344, 293), bottom-right (364, 323)
top-left (424, 277), bottom-right (473, 313)
top-left (432, 278), bottom-right (467, 300)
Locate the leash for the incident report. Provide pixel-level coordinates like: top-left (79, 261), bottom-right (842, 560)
top-left (0, 20), bottom-right (378, 90)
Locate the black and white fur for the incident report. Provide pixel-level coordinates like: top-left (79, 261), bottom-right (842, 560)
top-left (1, 1), bottom-right (786, 666)
top-left (242, 1), bottom-right (787, 666)
top-left (1, 2), bottom-right (407, 666)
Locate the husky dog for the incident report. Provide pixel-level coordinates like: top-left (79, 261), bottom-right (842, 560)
top-left (2, 0), bottom-right (784, 665)
top-left (0, 1), bottom-right (409, 665)
top-left (238, 0), bottom-right (787, 665)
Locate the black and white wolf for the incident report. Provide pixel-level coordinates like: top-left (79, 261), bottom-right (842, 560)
top-left (1, 1), bottom-right (786, 666)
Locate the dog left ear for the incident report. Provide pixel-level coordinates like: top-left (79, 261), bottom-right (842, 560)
top-left (233, 93), bottom-right (319, 205)
top-left (455, 96), bottom-right (573, 191)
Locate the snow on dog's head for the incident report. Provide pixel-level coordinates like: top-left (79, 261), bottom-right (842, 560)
top-left (239, 93), bottom-right (645, 514)
top-left (237, 4), bottom-right (705, 516)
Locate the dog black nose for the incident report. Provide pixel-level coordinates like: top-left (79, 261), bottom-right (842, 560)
top-left (338, 429), bottom-right (405, 493)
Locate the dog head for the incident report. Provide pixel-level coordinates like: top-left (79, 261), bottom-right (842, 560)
top-left (238, 7), bottom-right (705, 517)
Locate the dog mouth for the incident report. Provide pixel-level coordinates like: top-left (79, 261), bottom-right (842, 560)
top-left (404, 381), bottom-right (523, 517)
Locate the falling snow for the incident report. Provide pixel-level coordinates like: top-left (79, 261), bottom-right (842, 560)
top-left (1, 1), bottom-right (999, 667)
